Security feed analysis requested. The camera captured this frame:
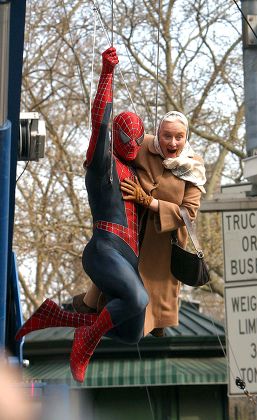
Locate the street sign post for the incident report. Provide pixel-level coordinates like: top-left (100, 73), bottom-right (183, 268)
top-left (219, 186), bottom-right (257, 396)
top-left (225, 284), bottom-right (257, 395)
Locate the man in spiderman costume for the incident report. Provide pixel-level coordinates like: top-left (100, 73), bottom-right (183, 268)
top-left (15, 47), bottom-right (149, 383)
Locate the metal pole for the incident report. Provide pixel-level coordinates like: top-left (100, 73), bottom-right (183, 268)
top-left (241, 0), bottom-right (257, 156)
top-left (0, 1), bottom-right (11, 348)
top-left (0, 2), bottom-right (10, 127)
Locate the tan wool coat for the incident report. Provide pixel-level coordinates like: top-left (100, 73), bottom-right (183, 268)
top-left (135, 136), bottom-right (202, 335)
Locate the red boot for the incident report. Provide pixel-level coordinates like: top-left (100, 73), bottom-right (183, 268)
top-left (70, 307), bottom-right (113, 382)
top-left (15, 299), bottom-right (98, 341)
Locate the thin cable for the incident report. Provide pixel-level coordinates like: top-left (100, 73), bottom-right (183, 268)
top-left (201, 286), bottom-right (237, 374)
top-left (116, 64), bottom-right (137, 115)
top-left (203, 286), bottom-right (256, 404)
top-left (184, 291), bottom-right (235, 377)
top-left (88, 7), bottom-right (98, 136)
top-left (154, 0), bottom-right (162, 326)
top-left (92, 1), bottom-right (112, 44)
top-left (110, 0), bottom-right (114, 183)
top-left (154, 0), bottom-right (161, 135)
top-left (111, 0), bottom-right (114, 46)
top-left (185, 285), bottom-right (256, 404)
top-left (91, 0), bottom-right (138, 114)
top-left (136, 344), bottom-right (155, 420)
top-left (232, 0), bottom-right (257, 41)
top-left (16, 162), bottom-right (29, 183)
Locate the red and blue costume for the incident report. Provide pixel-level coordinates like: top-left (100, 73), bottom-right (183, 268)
top-left (15, 48), bottom-right (148, 383)
top-left (79, 47), bottom-right (148, 339)
top-left (70, 47), bottom-right (148, 381)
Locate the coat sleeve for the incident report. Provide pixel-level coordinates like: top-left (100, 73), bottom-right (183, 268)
top-left (154, 181), bottom-right (202, 233)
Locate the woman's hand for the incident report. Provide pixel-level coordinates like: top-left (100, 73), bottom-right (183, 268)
top-left (120, 178), bottom-right (153, 208)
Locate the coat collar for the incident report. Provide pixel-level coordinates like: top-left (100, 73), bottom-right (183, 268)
top-left (147, 135), bottom-right (159, 155)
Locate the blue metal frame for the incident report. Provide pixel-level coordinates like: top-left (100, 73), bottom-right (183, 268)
top-left (0, 0), bottom-right (27, 354)
top-left (0, 121), bottom-right (11, 347)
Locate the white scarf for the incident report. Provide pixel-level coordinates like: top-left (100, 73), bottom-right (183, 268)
top-left (153, 112), bottom-right (206, 193)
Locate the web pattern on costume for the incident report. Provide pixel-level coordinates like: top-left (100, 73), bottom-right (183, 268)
top-left (15, 299), bottom-right (98, 340)
top-left (95, 156), bottom-right (139, 256)
top-left (113, 112), bottom-right (144, 160)
top-left (86, 67), bottom-right (113, 166)
top-left (86, 60), bottom-right (140, 256)
top-left (70, 307), bottom-right (113, 382)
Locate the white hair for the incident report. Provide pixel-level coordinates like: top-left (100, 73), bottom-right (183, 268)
top-left (162, 111), bottom-right (188, 130)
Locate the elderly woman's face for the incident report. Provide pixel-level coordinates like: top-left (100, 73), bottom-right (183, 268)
top-left (159, 120), bottom-right (187, 158)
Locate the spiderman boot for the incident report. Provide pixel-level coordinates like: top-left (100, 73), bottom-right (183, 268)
top-left (70, 307), bottom-right (114, 382)
top-left (15, 299), bottom-right (98, 341)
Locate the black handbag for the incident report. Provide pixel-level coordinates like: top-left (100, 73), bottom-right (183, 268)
top-left (170, 207), bottom-right (210, 287)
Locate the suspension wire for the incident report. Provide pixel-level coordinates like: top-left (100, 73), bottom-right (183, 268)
top-left (204, 285), bottom-right (256, 405)
top-left (92, 0), bottom-right (160, 124)
top-left (88, 7), bottom-right (98, 137)
top-left (92, 0), bottom-right (153, 123)
top-left (137, 344), bottom-right (155, 420)
top-left (90, 0), bottom-right (138, 114)
top-left (95, 0), bottom-right (151, 119)
top-left (232, 0), bottom-right (257, 41)
top-left (92, 0), bottom-right (112, 43)
top-left (155, 0), bottom-right (162, 327)
top-left (93, 0), bottom-right (154, 124)
top-left (90, 2), bottom-right (154, 123)
top-left (109, 0), bottom-right (114, 183)
top-left (183, 284), bottom-right (256, 405)
top-left (200, 286), bottom-right (238, 377)
top-left (116, 62), bottom-right (137, 115)
top-left (89, 1), bottom-right (138, 179)
top-left (154, 0), bottom-right (161, 135)
top-left (111, 0), bottom-right (114, 46)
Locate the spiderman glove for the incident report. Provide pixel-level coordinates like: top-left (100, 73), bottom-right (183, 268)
top-left (102, 47), bottom-right (119, 73)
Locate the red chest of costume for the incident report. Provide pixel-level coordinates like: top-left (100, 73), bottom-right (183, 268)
top-left (94, 157), bottom-right (139, 256)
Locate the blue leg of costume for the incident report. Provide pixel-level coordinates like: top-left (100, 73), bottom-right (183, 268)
top-left (82, 240), bottom-right (149, 344)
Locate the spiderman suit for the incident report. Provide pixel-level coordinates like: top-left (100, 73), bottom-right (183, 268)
top-left (81, 47), bottom-right (148, 345)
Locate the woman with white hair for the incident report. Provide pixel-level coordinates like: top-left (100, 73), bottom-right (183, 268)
top-left (74, 111), bottom-right (206, 337)
top-left (120, 110), bottom-right (206, 336)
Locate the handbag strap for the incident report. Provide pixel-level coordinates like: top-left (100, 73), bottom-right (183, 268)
top-left (179, 207), bottom-right (204, 258)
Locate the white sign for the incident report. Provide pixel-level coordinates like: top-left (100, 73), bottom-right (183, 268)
top-left (225, 284), bottom-right (257, 395)
top-left (222, 210), bottom-right (257, 282)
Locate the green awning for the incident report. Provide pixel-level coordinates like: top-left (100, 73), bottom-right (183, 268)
top-left (23, 357), bottom-right (227, 388)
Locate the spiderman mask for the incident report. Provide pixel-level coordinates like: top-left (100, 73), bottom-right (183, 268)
top-left (113, 111), bottom-right (144, 161)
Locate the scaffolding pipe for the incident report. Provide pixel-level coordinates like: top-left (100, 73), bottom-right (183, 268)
top-left (0, 1), bottom-right (11, 348)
